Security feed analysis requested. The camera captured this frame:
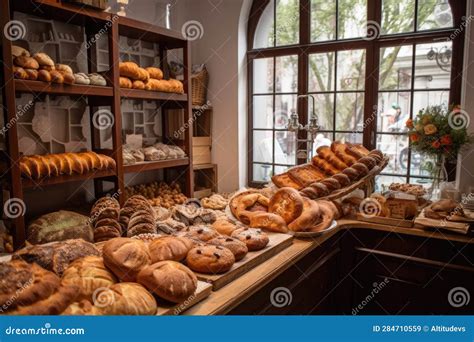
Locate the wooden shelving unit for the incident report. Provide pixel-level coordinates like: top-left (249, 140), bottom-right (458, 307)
top-left (0, 0), bottom-right (194, 249)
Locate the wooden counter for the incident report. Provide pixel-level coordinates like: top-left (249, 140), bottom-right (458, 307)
top-left (185, 220), bottom-right (474, 315)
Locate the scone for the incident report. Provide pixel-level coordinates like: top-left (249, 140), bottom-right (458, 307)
top-left (179, 225), bottom-right (219, 242)
top-left (211, 218), bottom-right (239, 236)
top-left (208, 236), bottom-right (248, 261)
top-left (231, 227), bottom-right (269, 251)
top-left (186, 245), bottom-right (235, 274)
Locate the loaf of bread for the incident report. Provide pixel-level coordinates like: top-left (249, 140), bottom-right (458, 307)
top-left (119, 61), bottom-right (140, 79)
top-left (146, 67), bottom-right (164, 80)
top-left (119, 76), bottom-right (132, 88)
top-left (25, 68), bottom-right (38, 80)
top-left (56, 64), bottom-right (73, 74)
top-left (132, 80), bottom-right (145, 90)
top-left (33, 52), bottom-right (55, 67)
top-left (38, 69), bottom-right (52, 82)
top-left (14, 56), bottom-right (39, 69)
top-left (137, 261), bottom-right (197, 303)
top-left (148, 236), bottom-right (194, 263)
top-left (102, 237), bottom-right (151, 282)
top-left (98, 282), bottom-right (157, 315)
top-left (12, 45), bottom-right (30, 58)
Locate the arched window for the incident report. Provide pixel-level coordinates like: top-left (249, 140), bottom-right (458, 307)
top-left (247, 0), bottom-right (466, 189)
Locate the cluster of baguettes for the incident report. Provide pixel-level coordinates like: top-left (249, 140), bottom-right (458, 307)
top-left (119, 61), bottom-right (184, 93)
top-left (19, 152), bottom-right (116, 180)
top-left (272, 142), bottom-right (384, 199)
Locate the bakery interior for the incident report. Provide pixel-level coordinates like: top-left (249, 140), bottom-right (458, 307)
top-left (0, 0), bottom-right (473, 316)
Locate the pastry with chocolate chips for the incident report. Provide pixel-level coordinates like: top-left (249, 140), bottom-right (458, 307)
top-left (185, 245), bottom-right (235, 274)
top-left (231, 227), bottom-right (269, 251)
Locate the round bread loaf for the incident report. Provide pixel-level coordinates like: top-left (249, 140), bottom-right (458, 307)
top-left (98, 282), bottom-right (157, 315)
top-left (231, 227), bottom-right (269, 251)
top-left (180, 225), bottom-right (219, 242)
top-left (102, 238), bottom-right (151, 282)
top-left (268, 187), bottom-right (304, 224)
top-left (208, 236), bottom-right (248, 261)
top-left (212, 218), bottom-right (239, 236)
top-left (137, 261), bottom-right (197, 303)
top-left (148, 236), bottom-right (194, 263)
top-left (61, 256), bottom-right (117, 302)
top-left (186, 245), bottom-right (235, 274)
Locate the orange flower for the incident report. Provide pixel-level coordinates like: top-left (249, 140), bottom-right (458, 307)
top-left (406, 119), bottom-right (414, 129)
top-left (440, 135), bottom-right (452, 145)
top-left (410, 133), bottom-right (420, 142)
top-left (432, 140), bottom-right (441, 149)
top-left (424, 124), bottom-right (438, 135)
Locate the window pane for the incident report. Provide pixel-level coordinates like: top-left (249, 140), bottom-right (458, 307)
top-left (411, 152), bottom-right (436, 178)
top-left (275, 165), bottom-right (293, 175)
top-left (309, 52), bottom-right (335, 92)
top-left (414, 42), bottom-right (452, 90)
top-left (413, 90), bottom-right (449, 114)
top-left (337, 50), bottom-right (366, 91)
top-left (253, 58), bottom-right (274, 93)
top-left (376, 134), bottom-right (409, 174)
top-left (377, 92), bottom-right (411, 132)
top-left (417, 0), bottom-right (453, 31)
top-left (379, 45), bottom-right (413, 90)
top-left (253, 130), bottom-right (273, 163)
top-left (376, 174), bottom-right (408, 192)
top-left (275, 131), bottom-right (297, 164)
top-left (309, 93), bottom-right (334, 130)
top-left (382, 0), bottom-right (415, 35)
top-left (253, 163), bottom-right (273, 182)
top-left (337, 0), bottom-right (367, 39)
top-left (335, 92), bottom-right (364, 131)
top-left (254, 0), bottom-right (275, 48)
top-left (335, 132), bottom-right (363, 144)
top-left (275, 94), bottom-right (297, 129)
top-left (275, 55), bottom-right (298, 92)
top-left (409, 177), bottom-right (434, 189)
top-left (253, 96), bottom-right (273, 129)
top-left (276, 0), bottom-right (300, 46)
top-left (310, 0), bottom-right (336, 42)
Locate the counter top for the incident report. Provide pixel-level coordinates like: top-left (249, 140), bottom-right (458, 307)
top-left (184, 219), bottom-right (473, 315)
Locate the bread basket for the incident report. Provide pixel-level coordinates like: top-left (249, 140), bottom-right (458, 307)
top-left (191, 67), bottom-right (208, 106)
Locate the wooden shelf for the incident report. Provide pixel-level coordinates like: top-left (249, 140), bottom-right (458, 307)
top-left (120, 88), bottom-right (188, 101)
top-left (124, 158), bottom-right (190, 174)
top-left (22, 169), bottom-right (116, 189)
top-left (15, 80), bottom-right (113, 97)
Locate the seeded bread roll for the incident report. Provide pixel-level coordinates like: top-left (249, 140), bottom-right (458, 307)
top-left (137, 261), bottom-right (197, 303)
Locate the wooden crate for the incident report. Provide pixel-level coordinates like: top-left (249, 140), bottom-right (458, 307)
top-left (193, 163), bottom-right (217, 198)
top-left (192, 106), bottom-right (212, 166)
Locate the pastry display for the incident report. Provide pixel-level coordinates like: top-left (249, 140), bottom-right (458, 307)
top-left (102, 238), bottom-right (151, 282)
top-left (124, 181), bottom-right (187, 208)
top-left (148, 236), bottom-right (194, 263)
top-left (186, 245), bottom-right (235, 274)
top-left (13, 239), bottom-right (100, 276)
top-left (231, 228), bottom-right (269, 251)
top-left (137, 261), bottom-right (197, 303)
top-left (201, 194), bottom-right (228, 210)
top-left (61, 256), bottom-right (117, 302)
top-left (208, 236), bottom-right (248, 261)
top-left (27, 210), bottom-right (92, 244)
top-left (19, 151), bottom-right (116, 180)
top-left (0, 260), bottom-right (78, 315)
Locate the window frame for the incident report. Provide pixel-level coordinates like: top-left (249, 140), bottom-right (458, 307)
top-left (247, 0), bottom-right (466, 187)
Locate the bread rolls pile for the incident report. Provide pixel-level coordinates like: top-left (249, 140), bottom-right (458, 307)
top-left (19, 151), bottom-right (116, 180)
top-left (124, 181), bottom-right (187, 208)
top-left (119, 61), bottom-right (184, 93)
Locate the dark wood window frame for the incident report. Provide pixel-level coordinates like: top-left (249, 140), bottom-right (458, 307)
top-left (247, 0), bottom-right (467, 187)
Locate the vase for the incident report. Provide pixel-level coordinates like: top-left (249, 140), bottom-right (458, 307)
top-left (430, 154), bottom-right (448, 200)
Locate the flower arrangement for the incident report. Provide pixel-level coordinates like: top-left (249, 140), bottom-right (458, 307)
top-left (406, 105), bottom-right (471, 160)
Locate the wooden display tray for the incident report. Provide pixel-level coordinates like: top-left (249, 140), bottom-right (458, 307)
top-left (123, 158), bottom-right (189, 173)
top-left (355, 213), bottom-right (415, 228)
top-left (194, 233), bottom-right (293, 290)
top-left (415, 210), bottom-right (471, 234)
top-left (156, 281), bottom-right (212, 315)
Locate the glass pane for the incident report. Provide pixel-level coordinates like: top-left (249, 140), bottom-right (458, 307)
top-left (376, 133), bottom-right (409, 174)
top-left (275, 55), bottom-right (298, 93)
top-left (382, 0), bottom-right (415, 35)
top-left (337, 50), bottom-right (366, 91)
top-left (335, 132), bottom-right (363, 144)
top-left (310, 93), bottom-right (334, 131)
top-left (253, 96), bottom-right (273, 129)
top-left (379, 45), bottom-right (413, 90)
top-left (310, 0), bottom-right (336, 42)
top-left (414, 42), bottom-right (452, 90)
top-left (254, 0), bottom-right (275, 48)
top-left (312, 132), bottom-right (334, 155)
top-left (275, 94), bottom-right (297, 129)
top-left (276, 0), bottom-right (299, 46)
top-left (375, 174), bottom-right (408, 192)
top-left (412, 90), bottom-right (449, 115)
top-left (253, 163), bottom-right (273, 182)
top-left (409, 177), bottom-right (434, 189)
top-left (253, 130), bottom-right (273, 163)
top-left (275, 131), bottom-right (297, 164)
top-left (418, 0), bottom-right (453, 31)
top-left (337, 0), bottom-right (367, 39)
top-left (275, 165), bottom-right (293, 175)
top-left (253, 58), bottom-right (274, 94)
top-left (377, 92), bottom-right (411, 132)
top-left (411, 152), bottom-right (436, 177)
top-left (309, 52), bottom-right (335, 92)
top-left (335, 92), bottom-right (364, 131)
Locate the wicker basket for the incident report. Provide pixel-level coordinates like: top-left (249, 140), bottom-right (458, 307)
top-left (191, 67), bottom-right (209, 106)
